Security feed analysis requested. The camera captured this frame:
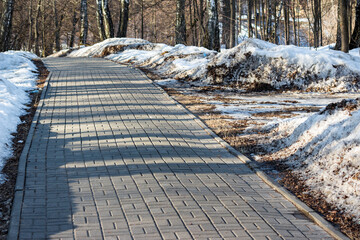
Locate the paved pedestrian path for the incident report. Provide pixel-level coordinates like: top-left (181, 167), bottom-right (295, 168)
top-left (11, 58), bottom-right (333, 239)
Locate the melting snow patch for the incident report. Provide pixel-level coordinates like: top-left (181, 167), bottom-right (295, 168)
top-left (0, 51), bottom-right (38, 182)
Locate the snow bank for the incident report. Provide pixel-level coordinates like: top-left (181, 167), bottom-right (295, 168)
top-left (66, 38), bottom-right (360, 92)
top-left (207, 39), bottom-right (360, 92)
top-left (68, 38), bottom-right (150, 58)
top-left (106, 42), bottom-right (217, 80)
top-left (262, 99), bottom-right (360, 220)
top-left (0, 51), bottom-right (38, 181)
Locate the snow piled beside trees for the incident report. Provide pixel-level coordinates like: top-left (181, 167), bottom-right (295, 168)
top-left (66, 37), bottom-right (360, 93)
top-left (0, 51), bottom-right (38, 181)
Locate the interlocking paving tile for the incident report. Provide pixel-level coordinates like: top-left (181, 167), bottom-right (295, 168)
top-left (14, 58), bottom-right (333, 239)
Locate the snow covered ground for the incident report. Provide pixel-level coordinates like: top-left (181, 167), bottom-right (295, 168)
top-left (60, 38), bottom-right (360, 222)
top-left (0, 51), bottom-right (38, 182)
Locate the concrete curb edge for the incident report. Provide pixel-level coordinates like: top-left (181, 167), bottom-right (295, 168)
top-left (7, 66), bottom-right (52, 240)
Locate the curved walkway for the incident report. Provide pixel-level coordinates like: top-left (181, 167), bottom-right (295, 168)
top-left (9, 58), bottom-right (333, 239)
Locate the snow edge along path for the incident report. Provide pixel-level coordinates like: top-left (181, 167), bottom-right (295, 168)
top-left (134, 67), bottom-right (350, 240)
top-left (7, 71), bottom-right (52, 240)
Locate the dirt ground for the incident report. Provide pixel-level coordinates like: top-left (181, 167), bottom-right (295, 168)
top-left (161, 84), bottom-right (360, 240)
top-left (0, 59), bottom-right (48, 239)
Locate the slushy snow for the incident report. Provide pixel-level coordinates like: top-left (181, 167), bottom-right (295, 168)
top-left (0, 51), bottom-right (38, 181)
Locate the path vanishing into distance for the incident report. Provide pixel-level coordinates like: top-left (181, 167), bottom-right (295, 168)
top-left (8, 58), bottom-right (334, 239)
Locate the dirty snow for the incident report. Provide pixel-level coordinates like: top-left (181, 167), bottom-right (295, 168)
top-left (68, 38), bottom-right (150, 58)
top-left (207, 39), bottom-right (360, 92)
top-left (0, 51), bottom-right (38, 182)
top-left (256, 99), bottom-right (360, 221)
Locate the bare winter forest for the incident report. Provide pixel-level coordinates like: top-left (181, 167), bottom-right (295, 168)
top-left (0, 0), bottom-right (360, 55)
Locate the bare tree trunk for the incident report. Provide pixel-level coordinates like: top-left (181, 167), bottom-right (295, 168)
top-left (350, 0), bottom-right (360, 49)
top-left (254, 0), bottom-right (259, 38)
top-left (0, 0), bottom-right (15, 51)
top-left (141, 0), bottom-right (144, 39)
top-left (291, 0), bottom-right (297, 45)
top-left (80, 0), bottom-right (88, 45)
top-left (261, 0), bottom-right (266, 39)
top-left (53, 0), bottom-right (61, 51)
top-left (222, 0), bottom-right (230, 47)
top-left (176, 0), bottom-right (187, 44)
top-left (339, 0), bottom-right (350, 52)
top-left (206, 0), bottom-right (220, 51)
top-left (266, 0), bottom-right (272, 41)
top-left (69, 10), bottom-right (78, 48)
top-left (284, 0), bottom-right (290, 44)
top-left (27, 0), bottom-right (33, 51)
top-left (230, 0), bottom-right (236, 46)
top-left (96, 0), bottom-right (106, 40)
top-left (313, 0), bottom-right (320, 47)
top-left (102, 0), bottom-right (114, 38)
top-left (247, 0), bottom-right (253, 37)
top-left (335, 0), bottom-right (342, 50)
top-left (34, 0), bottom-right (41, 55)
top-left (117, 0), bottom-right (129, 37)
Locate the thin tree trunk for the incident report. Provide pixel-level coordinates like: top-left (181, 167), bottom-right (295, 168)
top-left (261, 0), bottom-right (265, 39)
top-left (34, 0), bottom-right (41, 55)
top-left (339, 0), bottom-right (350, 52)
top-left (117, 0), bottom-right (129, 37)
top-left (96, 0), bottom-right (106, 40)
top-left (0, 0), bottom-right (15, 51)
top-left (141, 0), bottom-right (144, 39)
top-left (176, 0), bottom-right (187, 44)
top-left (53, 0), bottom-right (61, 51)
top-left (102, 0), bottom-right (114, 38)
top-left (284, 0), bottom-right (290, 44)
top-left (291, 0), bottom-right (297, 45)
top-left (335, 0), bottom-right (342, 50)
top-left (247, 0), bottom-right (253, 37)
top-left (27, 0), bottom-right (33, 51)
top-left (80, 0), bottom-right (88, 45)
top-left (254, 0), bottom-right (259, 38)
top-left (69, 10), bottom-right (78, 48)
top-left (222, 0), bottom-right (230, 48)
top-left (230, 0), bottom-right (236, 46)
top-left (206, 0), bottom-right (220, 50)
top-left (350, 0), bottom-right (360, 49)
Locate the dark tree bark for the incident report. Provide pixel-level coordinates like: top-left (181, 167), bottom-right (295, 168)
top-left (312, 0), bottom-right (321, 47)
top-left (27, 0), bottom-right (33, 51)
top-left (205, 0), bottom-right (220, 51)
top-left (0, 0), bottom-right (15, 51)
top-left (335, 0), bottom-right (342, 50)
top-left (102, 0), bottom-right (114, 38)
top-left (339, 0), bottom-right (349, 52)
top-left (350, 0), bottom-right (360, 49)
top-left (80, 0), bottom-right (88, 45)
top-left (53, 0), bottom-right (61, 51)
top-left (284, 0), bottom-right (290, 44)
top-left (175, 0), bottom-right (187, 44)
top-left (69, 10), bottom-right (78, 48)
top-left (247, 0), bottom-right (253, 37)
top-left (222, 0), bottom-right (230, 48)
top-left (229, 0), bottom-right (236, 47)
top-left (254, 0), bottom-right (259, 38)
top-left (117, 0), bottom-right (129, 37)
top-left (96, 0), bottom-right (106, 40)
top-left (34, 0), bottom-right (41, 55)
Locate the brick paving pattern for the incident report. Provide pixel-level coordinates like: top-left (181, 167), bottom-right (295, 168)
top-left (15, 58), bottom-right (333, 239)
